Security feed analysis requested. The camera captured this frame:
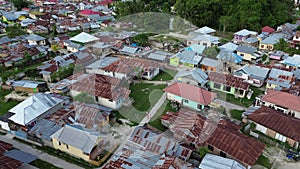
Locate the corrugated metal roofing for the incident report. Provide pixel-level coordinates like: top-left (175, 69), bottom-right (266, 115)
top-left (199, 153), bottom-right (246, 169)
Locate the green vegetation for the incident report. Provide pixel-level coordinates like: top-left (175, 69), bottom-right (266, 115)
top-left (202, 47), bottom-right (220, 59)
top-left (0, 62), bottom-right (43, 81)
top-left (0, 88), bottom-right (20, 116)
top-left (198, 147), bottom-right (209, 158)
top-left (10, 0), bottom-right (32, 10)
top-left (73, 92), bottom-right (95, 104)
top-left (51, 64), bottom-right (74, 82)
top-left (230, 109), bottom-right (244, 121)
top-left (148, 100), bottom-right (176, 131)
top-left (255, 154), bottom-right (272, 169)
top-left (275, 38), bottom-right (300, 55)
top-left (152, 69), bottom-right (177, 81)
top-left (115, 83), bottom-right (166, 123)
top-left (6, 24), bottom-right (26, 37)
top-left (68, 30), bottom-right (81, 37)
top-left (13, 137), bottom-right (98, 169)
top-left (30, 159), bottom-right (63, 169)
top-left (262, 54), bottom-right (268, 62)
top-left (131, 33), bottom-right (156, 46)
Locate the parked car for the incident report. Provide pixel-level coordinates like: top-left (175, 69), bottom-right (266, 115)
top-left (286, 150), bottom-right (300, 161)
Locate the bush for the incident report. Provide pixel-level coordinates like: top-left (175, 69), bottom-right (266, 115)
top-left (198, 147), bottom-right (209, 158)
top-left (255, 154), bottom-right (272, 169)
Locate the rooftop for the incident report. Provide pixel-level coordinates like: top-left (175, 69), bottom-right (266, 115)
top-left (199, 153), bottom-right (246, 169)
top-left (208, 72), bottom-right (250, 90)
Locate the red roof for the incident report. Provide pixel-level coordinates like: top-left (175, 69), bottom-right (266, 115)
top-left (208, 72), bottom-right (250, 91)
top-left (0, 141), bottom-right (13, 154)
top-left (79, 10), bottom-right (100, 16)
top-left (262, 26), bottom-right (275, 34)
top-left (97, 0), bottom-right (113, 5)
top-left (261, 89), bottom-right (300, 112)
top-left (164, 82), bottom-right (216, 105)
top-left (248, 106), bottom-right (300, 141)
top-left (0, 154), bottom-right (23, 169)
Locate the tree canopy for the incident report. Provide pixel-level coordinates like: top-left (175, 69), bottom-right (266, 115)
top-left (10, 0), bottom-right (32, 10)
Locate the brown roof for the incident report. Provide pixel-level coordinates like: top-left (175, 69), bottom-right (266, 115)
top-left (71, 74), bottom-right (130, 100)
top-left (0, 141), bottom-right (13, 154)
top-left (46, 104), bottom-right (75, 125)
top-left (208, 72), bottom-right (250, 91)
top-left (0, 154), bottom-right (23, 169)
top-left (248, 106), bottom-right (300, 141)
top-left (261, 89), bottom-right (300, 112)
top-left (161, 110), bottom-right (265, 166)
top-left (164, 82), bottom-right (216, 105)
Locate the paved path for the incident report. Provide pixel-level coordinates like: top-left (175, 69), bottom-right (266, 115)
top-left (214, 99), bottom-right (246, 111)
top-left (0, 134), bottom-right (84, 169)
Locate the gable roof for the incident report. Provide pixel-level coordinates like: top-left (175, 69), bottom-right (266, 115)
top-left (51, 125), bottom-right (100, 154)
top-left (9, 93), bottom-right (64, 126)
top-left (208, 72), bottom-right (250, 90)
top-left (219, 42), bottom-right (238, 52)
top-left (175, 68), bottom-right (208, 86)
top-left (262, 26), bottom-right (275, 34)
top-left (281, 54), bottom-right (300, 67)
top-left (0, 141), bottom-right (13, 154)
top-left (164, 82), bottom-right (216, 105)
top-left (25, 34), bottom-right (46, 41)
top-left (236, 65), bottom-right (270, 80)
top-left (200, 58), bottom-right (220, 67)
top-left (234, 29), bottom-right (258, 36)
top-left (185, 44), bottom-right (206, 53)
top-left (235, 45), bottom-right (257, 54)
top-left (248, 106), bottom-right (300, 141)
top-left (12, 80), bottom-right (45, 89)
top-left (216, 50), bottom-right (243, 63)
top-left (261, 89), bottom-right (300, 112)
top-left (173, 50), bottom-right (203, 65)
top-left (199, 153), bottom-right (246, 169)
top-left (69, 32), bottom-right (99, 43)
top-left (194, 26), bottom-right (216, 34)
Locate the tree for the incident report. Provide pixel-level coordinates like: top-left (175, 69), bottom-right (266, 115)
top-left (274, 38), bottom-right (288, 51)
top-left (6, 24), bottom-right (26, 38)
top-left (10, 0), bottom-right (32, 10)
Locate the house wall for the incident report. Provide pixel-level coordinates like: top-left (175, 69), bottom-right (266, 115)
top-left (187, 40), bottom-right (213, 47)
top-left (0, 121), bottom-right (10, 131)
top-left (67, 46), bottom-right (79, 53)
top-left (18, 15), bottom-right (26, 21)
top-left (28, 40), bottom-right (46, 46)
top-left (166, 92), bottom-right (204, 111)
top-left (96, 96), bottom-right (120, 110)
top-left (182, 62), bottom-right (195, 68)
top-left (237, 52), bottom-right (254, 61)
top-left (259, 43), bottom-right (274, 51)
top-left (208, 81), bottom-right (246, 98)
top-left (170, 57), bottom-right (179, 67)
top-left (259, 101), bottom-right (300, 119)
top-left (201, 65), bottom-right (216, 72)
top-left (52, 138), bottom-right (90, 161)
top-left (14, 86), bottom-right (36, 93)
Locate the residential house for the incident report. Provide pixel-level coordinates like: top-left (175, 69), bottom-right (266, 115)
top-left (51, 125), bottom-right (106, 163)
top-left (281, 54), bottom-right (300, 69)
top-left (234, 65), bottom-right (270, 87)
top-left (145, 50), bottom-right (173, 62)
top-left (85, 57), bottom-right (121, 74)
top-left (164, 82), bottom-right (216, 111)
top-left (187, 34), bottom-right (220, 47)
top-left (235, 45), bottom-right (258, 62)
top-left (0, 36), bottom-right (12, 48)
top-left (269, 51), bottom-right (287, 61)
top-left (219, 42), bottom-right (238, 52)
top-left (25, 34), bottom-right (46, 46)
top-left (199, 154), bottom-right (246, 169)
top-left (259, 33), bottom-right (286, 51)
top-left (189, 26), bottom-right (216, 36)
top-left (12, 80), bottom-right (47, 93)
top-left (175, 68), bottom-right (208, 87)
top-left (103, 126), bottom-right (193, 169)
top-left (246, 106), bottom-right (300, 148)
top-left (70, 74), bottom-right (130, 109)
top-left (208, 72), bottom-right (250, 98)
top-left (90, 42), bottom-right (112, 56)
top-left (170, 50), bottom-right (203, 68)
top-left (292, 31), bottom-right (300, 49)
top-left (217, 43), bottom-right (242, 73)
top-left (2, 11), bottom-right (27, 24)
top-left (255, 89), bottom-right (300, 119)
top-left (261, 26), bottom-right (275, 35)
top-left (5, 93), bottom-right (68, 134)
top-left (118, 45), bottom-right (141, 56)
top-left (66, 42), bottom-right (81, 53)
top-left (266, 68), bottom-right (295, 90)
top-left (69, 32), bottom-right (99, 45)
top-left (200, 58), bottom-right (221, 72)
top-left (160, 110), bottom-right (265, 168)
top-left (233, 29), bottom-right (258, 44)
top-left (20, 18), bottom-right (36, 27)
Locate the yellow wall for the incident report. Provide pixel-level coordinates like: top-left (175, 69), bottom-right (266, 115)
top-left (237, 52), bottom-right (253, 61)
top-left (52, 138), bottom-right (90, 161)
top-left (259, 43), bottom-right (274, 51)
top-left (266, 82), bottom-right (277, 89)
top-left (18, 15), bottom-right (26, 21)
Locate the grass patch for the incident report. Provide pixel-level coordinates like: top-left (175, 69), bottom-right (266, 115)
top-left (114, 83), bottom-right (166, 123)
top-left (0, 88), bottom-right (20, 116)
top-left (230, 109), bottom-right (244, 121)
top-left (152, 69), bottom-right (178, 81)
top-left (198, 147), bottom-right (209, 158)
top-left (13, 137), bottom-right (98, 169)
top-left (148, 100), bottom-right (176, 131)
top-left (30, 159), bottom-right (63, 169)
top-left (255, 154), bottom-right (272, 169)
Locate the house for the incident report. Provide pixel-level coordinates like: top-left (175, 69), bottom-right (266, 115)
top-left (233, 29), bottom-right (258, 43)
top-left (85, 57), bottom-right (121, 74)
top-left (261, 26), bottom-right (275, 35)
top-left (160, 110), bottom-right (265, 168)
top-left (266, 68), bottom-right (294, 90)
top-left (69, 32), bottom-right (99, 45)
top-left (20, 18), bottom-right (36, 27)
top-left (170, 50), bottom-right (203, 68)
top-left (218, 42), bottom-right (238, 52)
top-left (199, 154), bottom-right (246, 169)
top-left (217, 44), bottom-right (243, 73)
top-left (200, 58), bottom-right (221, 72)
top-left (235, 45), bottom-right (258, 61)
top-left (189, 26), bottom-right (216, 36)
top-left (280, 54), bottom-right (300, 69)
top-left (6, 93), bottom-right (68, 133)
top-left (103, 126), bottom-right (193, 169)
top-left (164, 82), bottom-right (217, 111)
top-left (259, 33), bottom-right (286, 51)
top-left (66, 42), bottom-right (81, 53)
top-left (70, 74), bottom-right (130, 109)
top-left (175, 68), bottom-right (208, 87)
top-left (119, 45), bottom-right (141, 56)
top-left (12, 80), bottom-right (47, 93)
top-left (25, 34), bottom-right (46, 46)
top-left (292, 31), bottom-right (300, 49)
top-left (187, 34), bottom-right (220, 47)
top-left (90, 42), bottom-right (112, 56)
top-left (51, 125), bottom-right (106, 163)
top-left (255, 89), bottom-right (300, 119)
top-left (269, 51), bottom-right (287, 60)
top-left (234, 65), bottom-right (270, 87)
top-left (208, 72), bottom-right (250, 98)
top-left (145, 50), bottom-right (173, 62)
top-left (246, 106), bottom-right (300, 148)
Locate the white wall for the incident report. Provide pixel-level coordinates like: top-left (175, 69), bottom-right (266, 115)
top-left (255, 123), bottom-right (267, 134)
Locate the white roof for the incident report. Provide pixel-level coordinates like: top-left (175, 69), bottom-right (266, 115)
top-left (199, 154), bottom-right (246, 169)
top-left (234, 29), bottom-right (258, 36)
top-left (69, 32), bottom-right (99, 43)
top-left (219, 42), bottom-right (239, 52)
top-left (9, 93), bottom-right (64, 126)
top-left (194, 26), bottom-right (216, 34)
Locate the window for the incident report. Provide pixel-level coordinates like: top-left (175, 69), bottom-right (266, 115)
top-left (203, 43), bottom-right (208, 47)
top-left (207, 145), bottom-right (214, 151)
top-left (66, 145), bottom-right (69, 149)
top-left (223, 86), bottom-right (231, 92)
top-left (260, 45), bottom-right (264, 48)
top-left (197, 104), bottom-right (202, 109)
top-left (95, 96), bottom-right (99, 102)
top-left (183, 99), bottom-right (189, 103)
top-left (58, 141), bottom-right (61, 146)
top-left (220, 151), bottom-right (226, 158)
top-left (240, 53), bottom-right (244, 56)
top-left (213, 83), bottom-right (221, 89)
